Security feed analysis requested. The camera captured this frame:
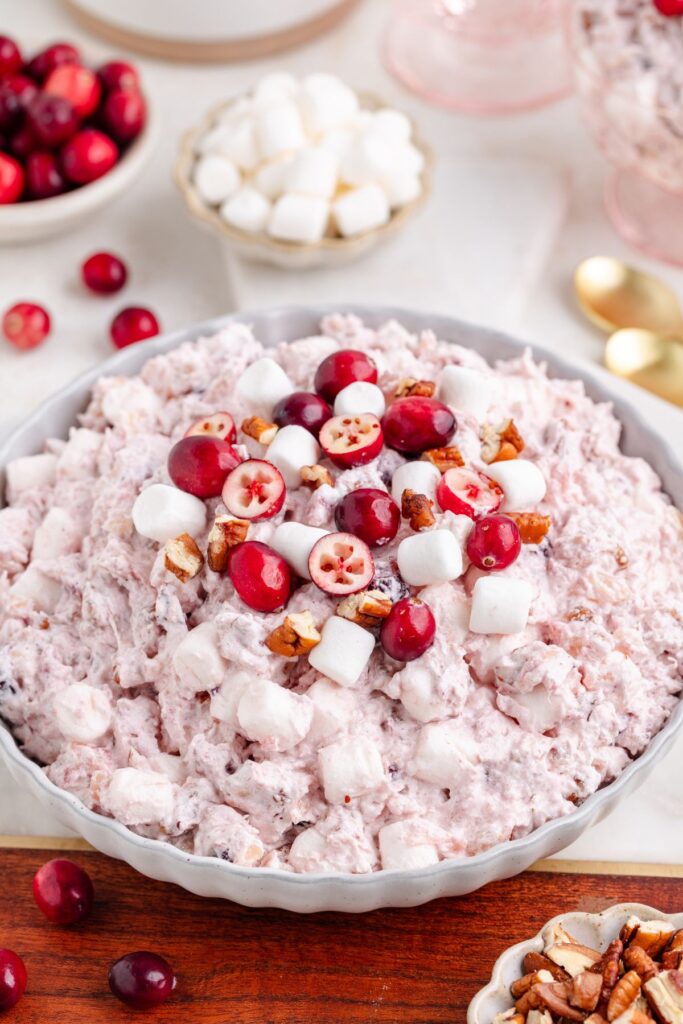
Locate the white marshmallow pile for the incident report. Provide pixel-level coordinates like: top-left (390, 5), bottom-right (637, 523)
top-left (192, 72), bottom-right (425, 245)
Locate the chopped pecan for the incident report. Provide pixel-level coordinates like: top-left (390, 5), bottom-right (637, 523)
top-left (567, 606), bottom-right (593, 622)
top-left (669, 931), bottom-right (683, 953)
top-left (241, 415), bottom-right (278, 445)
top-left (526, 1012), bottom-right (553, 1024)
top-left (595, 940), bottom-right (624, 1012)
top-left (422, 445), bottom-right (464, 472)
top-left (585, 1016), bottom-right (609, 1024)
top-left (301, 464), bottom-right (334, 489)
top-left (207, 516), bottom-right (249, 572)
top-left (481, 418), bottom-right (525, 464)
top-left (265, 611), bottom-right (321, 657)
top-left (523, 951), bottom-right (571, 983)
top-left (629, 921), bottom-right (676, 958)
top-left (571, 970), bottom-right (603, 1012)
top-left (337, 589), bottom-right (392, 628)
top-left (615, 546), bottom-right (629, 570)
top-left (625, 947), bottom-right (659, 983)
top-left (515, 987), bottom-right (544, 1016)
top-left (401, 489), bottom-right (436, 531)
top-left (546, 943), bottom-right (602, 977)
top-left (644, 970), bottom-right (683, 1023)
top-left (535, 981), bottom-right (585, 1021)
top-left (511, 971), bottom-right (554, 999)
top-left (164, 533), bottom-right (204, 583)
top-left (395, 377), bottom-right (436, 398)
top-left (508, 512), bottom-right (551, 544)
top-left (608, 972), bottom-right (642, 1021)
top-left (663, 950), bottom-right (683, 972)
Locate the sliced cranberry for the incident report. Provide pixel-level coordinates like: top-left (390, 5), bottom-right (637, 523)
top-left (168, 435), bottom-right (241, 498)
top-left (308, 532), bottom-right (374, 596)
top-left (44, 65), bottom-right (101, 119)
top-left (437, 466), bottom-right (503, 519)
top-left (0, 153), bottom-right (24, 203)
top-left (101, 88), bottom-right (146, 144)
top-left (335, 487), bottom-right (400, 547)
top-left (380, 597), bottom-right (436, 661)
top-left (109, 951), bottom-right (175, 1010)
top-left (82, 252), bottom-right (128, 294)
top-left (228, 541), bottom-right (291, 612)
top-left (314, 349), bottom-right (378, 403)
top-left (2, 302), bottom-right (50, 349)
top-left (654, 0), bottom-right (683, 13)
top-left (110, 306), bottom-right (159, 349)
top-left (32, 858), bottom-right (94, 925)
top-left (319, 413), bottom-right (383, 468)
top-left (61, 128), bottom-right (118, 184)
top-left (26, 42), bottom-right (81, 82)
top-left (98, 60), bottom-right (140, 93)
top-left (0, 36), bottom-right (23, 77)
top-left (9, 124), bottom-right (39, 160)
top-left (466, 514), bottom-right (521, 571)
top-left (0, 949), bottom-right (26, 1010)
top-left (26, 151), bottom-right (67, 200)
top-left (382, 397), bottom-right (456, 454)
top-left (222, 459), bottom-right (285, 521)
top-left (184, 412), bottom-right (236, 444)
top-left (273, 391), bottom-right (332, 438)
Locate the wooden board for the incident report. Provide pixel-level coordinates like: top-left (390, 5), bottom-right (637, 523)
top-left (2, 843), bottom-right (683, 1023)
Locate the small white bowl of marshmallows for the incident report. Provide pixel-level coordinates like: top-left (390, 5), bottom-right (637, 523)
top-left (174, 72), bottom-right (432, 269)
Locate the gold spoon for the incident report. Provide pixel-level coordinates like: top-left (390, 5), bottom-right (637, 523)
top-left (575, 256), bottom-right (683, 337)
top-left (605, 328), bottom-right (683, 407)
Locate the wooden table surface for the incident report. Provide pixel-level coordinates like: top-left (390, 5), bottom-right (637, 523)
top-left (2, 842), bottom-right (683, 1023)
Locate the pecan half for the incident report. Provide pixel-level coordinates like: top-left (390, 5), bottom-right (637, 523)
top-left (401, 489), bottom-right (436, 531)
top-left (571, 970), bottom-right (603, 1012)
top-left (395, 377), bottom-right (435, 398)
top-left (508, 512), bottom-right (551, 544)
top-left (337, 589), bottom-right (392, 628)
top-left (595, 939), bottom-right (624, 1010)
top-left (301, 464), bottom-right (334, 489)
top-left (625, 946), bottom-right (659, 984)
top-left (207, 516), bottom-right (249, 572)
top-left (241, 415), bottom-right (278, 445)
top-left (481, 418), bottom-right (525, 464)
top-left (422, 445), bottom-right (464, 472)
top-left (608, 972), bottom-right (641, 1021)
top-left (265, 611), bottom-right (321, 657)
top-left (164, 533), bottom-right (204, 583)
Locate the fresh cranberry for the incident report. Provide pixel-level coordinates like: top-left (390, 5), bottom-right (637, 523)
top-left (82, 251), bottom-right (127, 294)
top-left (61, 128), bottom-right (118, 184)
top-left (109, 951), bottom-right (175, 1010)
top-left (0, 153), bottom-right (24, 203)
top-left (110, 306), bottom-right (159, 349)
top-left (335, 487), bottom-right (400, 547)
top-left (27, 93), bottom-right (78, 148)
top-left (380, 597), bottom-right (436, 661)
top-left (0, 949), bottom-right (27, 1010)
top-left (98, 60), bottom-right (141, 93)
top-left (44, 64), bottom-right (101, 119)
top-left (308, 532), bottom-right (374, 596)
top-left (314, 349), bottom-right (378, 403)
top-left (0, 76), bottom-right (37, 132)
top-left (2, 302), bottom-right (50, 349)
top-left (222, 459), bottom-right (286, 521)
top-left (26, 42), bottom-right (81, 82)
top-left (273, 391), bottom-right (332, 438)
top-left (184, 412), bottom-right (236, 444)
top-left (319, 413), bottom-right (384, 468)
top-left (654, 0), bottom-right (683, 14)
top-left (102, 88), bottom-right (146, 144)
top-left (466, 514), bottom-right (521, 571)
top-left (26, 151), bottom-right (67, 199)
top-left (32, 858), bottom-right (94, 925)
top-left (168, 435), bottom-right (241, 498)
top-left (9, 124), bottom-right (39, 160)
top-left (0, 36), bottom-right (23, 77)
top-left (437, 466), bottom-right (503, 519)
top-left (382, 397), bottom-right (456, 454)
top-left (228, 541), bottom-right (291, 612)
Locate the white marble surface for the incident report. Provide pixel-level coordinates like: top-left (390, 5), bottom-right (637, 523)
top-left (1, 0), bottom-right (682, 862)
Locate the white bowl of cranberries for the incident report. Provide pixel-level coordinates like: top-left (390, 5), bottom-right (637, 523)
top-left (0, 35), bottom-right (155, 243)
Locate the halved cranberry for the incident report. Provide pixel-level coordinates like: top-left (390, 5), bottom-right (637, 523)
top-left (98, 60), bottom-right (140, 93)
top-left (2, 302), bottom-right (50, 349)
top-left (102, 88), bottom-right (146, 144)
top-left (82, 252), bottom-right (127, 294)
top-left (308, 532), bottom-right (374, 596)
top-left (319, 413), bottom-right (383, 468)
top-left (44, 64), bottom-right (101, 119)
top-left (437, 466), bottom-right (503, 519)
top-left (382, 397), bottom-right (456, 454)
top-left (110, 306), bottom-right (159, 349)
top-left (222, 459), bottom-right (285, 521)
top-left (32, 858), bottom-right (94, 925)
top-left (0, 153), bottom-right (24, 204)
top-left (273, 391), bottom-right (332, 438)
top-left (228, 541), bottom-right (291, 612)
top-left (184, 412), bottom-right (236, 444)
top-left (335, 488), bottom-right (399, 547)
top-left (0, 36), bottom-right (23, 77)
top-left (314, 349), bottom-right (378, 403)
top-left (26, 151), bottom-right (67, 200)
top-left (168, 435), bottom-right (241, 498)
top-left (466, 514), bottom-right (521, 571)
top-left (380, 597), bottom-right (436, 661)
top-left (0, 949), bottom-right (26, 1010)
top-left (109, 951), bottom-right (175, 1010)
top-left (27, 93), bottom-right (78, 148)
top-left (654, 0), bottom-right (683, 13)
top-left (61, 128), bottom-right (118, 184)
top-left (26, 42), bottom-right (81, 82)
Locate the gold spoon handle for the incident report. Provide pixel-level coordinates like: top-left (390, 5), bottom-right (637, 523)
top-left (605, 329), bottom-right (683, 408)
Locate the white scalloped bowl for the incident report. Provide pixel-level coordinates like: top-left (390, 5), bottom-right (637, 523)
top-left (468, 902), bottom-right (683, 1023)
top-left (1, 306), bottom-right (683, 912)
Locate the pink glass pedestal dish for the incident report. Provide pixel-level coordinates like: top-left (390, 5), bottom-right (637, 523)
top-left (605, 168), bottom-right (683, 269)
top-left (383, 0), bottom-right (573, 115)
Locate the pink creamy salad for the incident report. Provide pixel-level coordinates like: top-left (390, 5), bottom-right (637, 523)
top-left (1, 314), bottom-right (682, 874)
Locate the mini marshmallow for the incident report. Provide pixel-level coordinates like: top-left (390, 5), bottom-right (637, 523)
top-left (288, 826), bottom-right (327, 871)
top-left (382, 167), bottom-right (422, 209)
top-left (212, 116), bottom-right (259, 171)
top-left (32, 507), bottom-right (81, 560)
top-left (172, 622), bottom-right (226, 694)
top-left (413, 720), bottom-right (476, 787)
top-left (237, 677), bottom-right (313, 751)
top-left (372, 108), bottom-right (412, 144)
top-left (104, 767), bottom-right (176, 827)
top-left (308, 616), bottom-right (376, 688)
top-left (209, 671), bottom-right (251, 729)
top-left (334, 381), bottom-right (386, 418)
top-left (319, 126), bottom-right (354, 160)
top-left (270, 522), bottom-right (329, 579)
top-left (391, 461), bottom-right (441, 504)
top-left (253, 72), bottom-right (298, 108)
top-left (501, 686), bottom-right (565, 733)
top-left (306, 679), bottom-right (357, 744)
top-left (399, 142), bottom-right (426, 176)
top-left (485, 460), bottom-right (547, 512)
top-left (267, 193), bottom-right (330, 244)
top-left (469, 576), bottom-right (534, 635)
top-left (54, 683), bottom-right (112, 743)
top-left (193, 154), bottom-right (240, 205)
top-left (340, 132), bottom-right (395, 187)
top-left (256, 101), bottom-right (306, 160)
top-left (439, 365), bottom-right (496, 419)
top-left (101, 379), bottom-right (161, 429)
top-left (220, 185), bottom-right (271, 234)
top-left (56, 428), bottom-right (102, 476)
top-left (5, 452), bottom-right (57, 501)
top-left (284, 145), bottom-right (339, 199)
top-left (332, 184), bottom-right (390, 238)
top-left (132, 483), bottom-right (206, 544)
top-left (236, 357), bottom-right (294, 416)
top-left (318, 735), bottom-right (384, 804)
top-left (378, 819), bottom-right (440, 870)
top-left (298, 73), bottom-right (359, 135)
top-left (265, 424), bottom-right (320, 489)
top-left (252, 154), bottom-right (295, 200)
top-left (10, 565), bottom-right (62, 612)
top-left (397, 530), bottom-right (463, 587)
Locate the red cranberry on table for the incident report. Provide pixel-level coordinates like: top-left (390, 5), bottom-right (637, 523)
top-left (466, 513), bottom-right (521, 571)
top-left (228, 541), bottom-right (291, 612)
top-left (382, 397), bottom-right (456, 454)
top-left (61, 128), bottom-right (118, 184)
top-left (102, 88), bottom-right (146, 144)
top-left (222, 460), bottom-right (286, 521)
top-left (314, 349), bottom-right (378, 403)
top-left (110, 306), bottom-right (160, 349)
top-left (82, 251), bottom-right (128, 294)
top-left (654, 0), bottom-right (683, 14)
top-left (184, 412), bottom-right (236, 444)
top-left (0, 35), bottom-right (23, 77)
top-left (436, 466), bottom-right (503, 519)
top-left (32, 858), bottom-right (94, 925)
top-left (27, 93), bottom-right (79, 148)
top-left (44, 64), bottom-right (101, 120)
top-left (0, 949), bottom-right (27, 1010)
top-left (335, 487), bottom-right (400, 547)
top-left (168, 435), bottom-right (241, 499)
top-left (2, 302), bottom-right (50, 350)
top-left (26, 151), bottom-right (67, 200)
top-left (319, 413), bottom-right (384, 468)
top-left (0, 152), bottom-right (25, 204)
top-left (308, 532), bottom-right (374, 596)
top-left (273, 391), bottom-right (332, 438)
top-left (98, 60), bottom-right (140, 93)
top-left (26, 42), bottom-right (81, 82)
top-left (109, 951), bottom-right (175, 1010)
top-left (380, 597), bottom-right (436, 661)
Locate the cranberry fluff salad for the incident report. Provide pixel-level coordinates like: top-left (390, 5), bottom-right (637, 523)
top-left (1, 315), bottom-right (682, 874)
